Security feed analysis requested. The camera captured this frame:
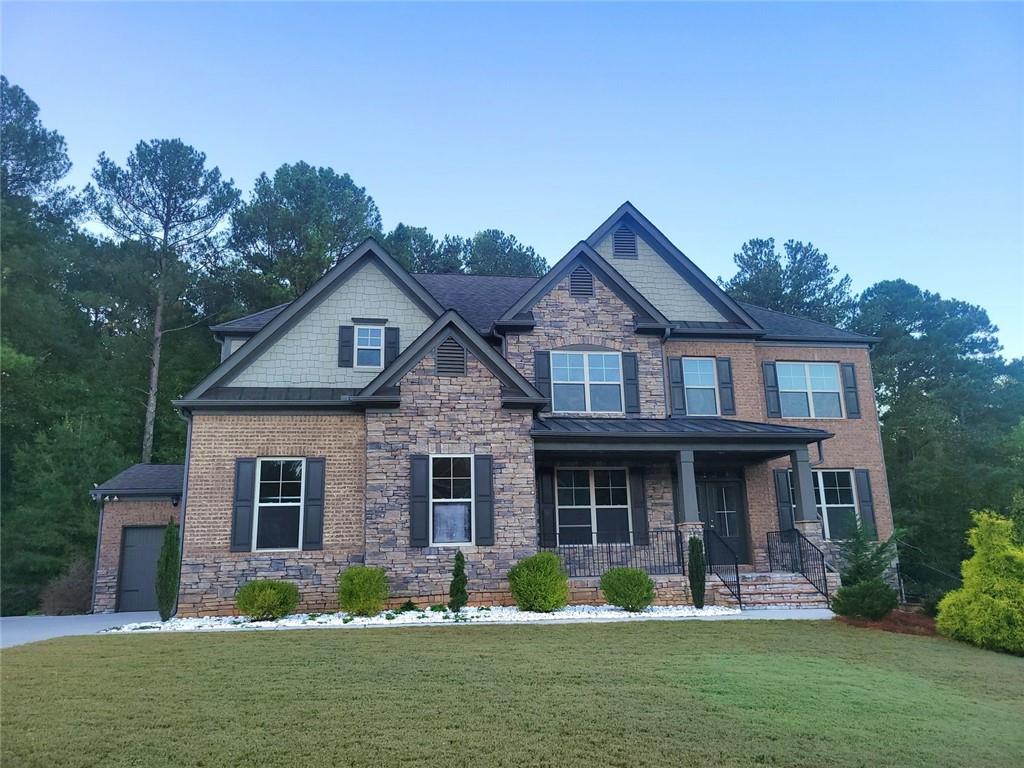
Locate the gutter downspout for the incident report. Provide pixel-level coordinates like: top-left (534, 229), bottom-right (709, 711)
top-left (172, 409), bottom-right (193, 618)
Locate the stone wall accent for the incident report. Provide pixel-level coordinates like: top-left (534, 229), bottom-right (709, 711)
top-left (92, 499), bottom-right (179, 613)
top-left (230, 260), bottom-right (434, 388)
top-left (178, 413), bottom-right (366, 616)
top-left (505, 272), bottom-right (667, 418)
top-left (364, 351), bottom-right (536, 599)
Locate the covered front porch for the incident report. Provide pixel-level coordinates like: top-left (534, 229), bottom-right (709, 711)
top-left (531, 417), bottom-right (840, 606)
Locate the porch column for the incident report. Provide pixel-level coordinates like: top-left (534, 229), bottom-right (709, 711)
top-left (789, 447), bottom-right (825, 547)
top-left (676, 449), bottom-right (700, 523)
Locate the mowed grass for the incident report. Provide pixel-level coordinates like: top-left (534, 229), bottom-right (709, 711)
top-left (2, 621), bottom-right (1022, 768)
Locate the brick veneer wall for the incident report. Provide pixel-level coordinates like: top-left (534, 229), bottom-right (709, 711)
top-left (177, 413), bottom-right (366, 616)
top-left (364, 351), bottom-right (536, 599)
top-left (92, 499), bottom-right (179, 613)
top-left (664, 340), bottom-right (892, 566)
top-left (505, 273), bottom-right (667, 418)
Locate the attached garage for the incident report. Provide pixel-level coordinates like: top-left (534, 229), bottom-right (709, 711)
top-left (91, 464), bottom-right (184, 613)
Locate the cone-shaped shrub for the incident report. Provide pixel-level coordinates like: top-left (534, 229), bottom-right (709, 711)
top-left (155, 522), bottom-right (180, 621)
top-left (688, 537), bottom-right (706, 609)
top-left (449, 550), bottom-right (469, 612)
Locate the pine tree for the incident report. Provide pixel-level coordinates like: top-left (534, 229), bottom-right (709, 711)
top-left (448, 550), bottom-right (468, 612)
top-left (155, 522), bottom-right (180, 621)
top-left (688, 537), bottom-right (707, 609)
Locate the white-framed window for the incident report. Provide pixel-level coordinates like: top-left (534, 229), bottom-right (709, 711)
top-left (788, 469), bottom-right (859, 540)
top-left (430, 455), bottom-right (474, 546)
top-left (683, 357), bottom-right (719, 416)
top-left (550, 351), bottom-right (623, 413)
top-left (254, 458), bottom-right (305, 551)
top-left (355, 325), bottom-right (384, 369)
top-left (776, 362), bottom-right (843, 418)
top-left (555, 468), bottom-right (631, 545)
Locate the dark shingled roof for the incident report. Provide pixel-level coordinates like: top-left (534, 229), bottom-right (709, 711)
top-left (738, 302), bottom-right (876, 343)
top-left (411, 273), bottom-right (540, 334)
top-left (94, 464), bottom-right (184, 497)
top-left (210, 303), bottom-right (290, 334)
top-left (199, 386), bottom-right (358, 402)
top-left (531, 417), bottom-right (832, 441)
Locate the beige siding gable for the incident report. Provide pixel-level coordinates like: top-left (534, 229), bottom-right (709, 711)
top-left (595, 231), bottom-right (727, 322)
top-left (229, 260), bottom-right (434, 388)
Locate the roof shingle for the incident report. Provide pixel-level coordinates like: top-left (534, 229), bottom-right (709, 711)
top-left (94, 464), bottom-right (184, 497)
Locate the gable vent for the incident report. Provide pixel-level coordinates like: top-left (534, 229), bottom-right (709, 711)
top-left (435, 337), bottom-right (467, 376)
top-left (613, 226), bottom-right (637, 259)
top-left (568, 266), bottom-right (595, 298)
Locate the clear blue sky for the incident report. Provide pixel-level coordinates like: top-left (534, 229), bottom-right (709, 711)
top-left (4, 2), bottom-right (1022, 356)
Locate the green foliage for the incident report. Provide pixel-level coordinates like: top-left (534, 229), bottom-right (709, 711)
top-left (384, 223), bottom-right (464, 274)
top-left (396, 599), bottom-right (419, 614)
top-left (463, 229), bottom-right (547, 277)
top-left (39, 559), bottom-right (92, 615)
top-left (507, 552), bottom-right (569, 612)
top-left (831, 579), bottom-right (899, 620)
top-left (337, 566), bottom-right (390, 617)
top-left (936, 512), bottom-right (1024, 655)
top-left (448, 550), bottom-right (469, 612)
top-left (600, 567), bottom-right (655, 612)
top-left (688, 537), bottom-right (707, 609)
top-left (835, 523), bottom-right (897, 586)
top-left (155, 522), bottom-right (180, 621)
top-left (1, 75), bottom-right (71, 203)
top-left (235, 580), bottom-right (300, 621)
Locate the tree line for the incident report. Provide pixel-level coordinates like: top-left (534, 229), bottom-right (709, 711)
top-left (2, 76), bottom-right (1021, 614)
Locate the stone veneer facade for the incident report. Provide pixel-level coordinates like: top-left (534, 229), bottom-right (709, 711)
top-left (92, 499), bottom-right (180, 613)
top-left (364, 350), bottom-right (537, 602)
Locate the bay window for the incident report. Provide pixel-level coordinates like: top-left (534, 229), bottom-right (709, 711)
top-left (550, 351), bottom-right (623, 413)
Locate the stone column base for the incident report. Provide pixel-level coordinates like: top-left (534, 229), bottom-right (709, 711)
top-left (677, 521), bottom-right (705, 573)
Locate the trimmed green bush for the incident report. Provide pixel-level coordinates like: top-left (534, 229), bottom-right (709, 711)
top-left (448, 550), bottom-right (468, 612)
top-left (235, 580), bottom-right (300, 621)
top-left (835, 521), bottom-right (897, 586)
top-left (155, 522), bottom-right (180, 621)
top-left (688, 537), bottom-right (706, 609)
top-left (600, 567), bottom-right (655, 612)
top-left (337, 566), bottom-right (390, 617)
top-left (507, 552), bottom-right (568, 612)
top-left (831, 578), bottom-right (898, 620)
top-left (937, 511), bottom-right (1024, 655)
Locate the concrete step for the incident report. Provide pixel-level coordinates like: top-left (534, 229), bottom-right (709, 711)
top-left (710, 570), bottom-right (834, 609)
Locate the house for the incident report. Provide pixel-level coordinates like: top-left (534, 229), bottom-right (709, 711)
top-left (90, 203), bottom-right (891, 615)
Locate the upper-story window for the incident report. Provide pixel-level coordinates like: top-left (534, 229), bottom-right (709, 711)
top-left (355, 325), bottom-right (384, 369)
top-left (551, 351), bottom-right (623, 413)
top-left (776, 362), bottom-right (843, 418)
top-left (682, 358), bottom-right (719, 416)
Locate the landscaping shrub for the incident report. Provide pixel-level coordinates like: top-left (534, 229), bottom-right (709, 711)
top-left (448, 550), bottom-right (468, 612)
top-left (155, 522), bottom-right (180, 621)
top-left (687, 537), bottom-right (706, 609)
top-left (936, 511), bottom-right (1024, 655)
top-left (600, 567), bottom-right (655, 612)
top-left (507, 552), bottom-right (568, 612)
top-left (235, 580), bottom-right (300, 620)
top-left (831, 578), bottom-right (899, 620)
top-left (337, 566), bottom-right (390, 616)
top-left (39, 559), bottom-right (92, 615)
top-left (835, 522), bottom-right (897, 586)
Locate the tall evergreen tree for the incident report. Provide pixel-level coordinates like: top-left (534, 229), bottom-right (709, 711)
top-left (0, 75), bottom-right (71, 204)
top-left (463, 229), bottom-right (547, 277)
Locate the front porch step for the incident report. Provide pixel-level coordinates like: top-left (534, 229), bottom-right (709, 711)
top-left (709, 571), bottom-right (837, 609)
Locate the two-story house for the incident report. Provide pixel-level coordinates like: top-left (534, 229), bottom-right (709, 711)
top-left (90, 203), bottom-right (891, 615)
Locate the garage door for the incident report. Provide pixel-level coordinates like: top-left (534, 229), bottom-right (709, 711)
top-left (117, 526), bottom-right (166, 612)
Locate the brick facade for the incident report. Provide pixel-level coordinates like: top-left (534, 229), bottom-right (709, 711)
top-left (92, 499), bottom-right (179, 613)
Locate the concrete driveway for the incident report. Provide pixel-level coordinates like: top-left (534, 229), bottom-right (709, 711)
top-left (0, 612), bottom-right (159, 648)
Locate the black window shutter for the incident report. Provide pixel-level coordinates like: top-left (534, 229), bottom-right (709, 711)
top-left (763, 361), bottom-right (781, 418)
top-left (474, 455), bottom-right (495, 546)
top-left (537, 466), bottom-right (557, 547)
top-left (773, 468), bottom-right (794, 530)
top-left (410, 455), bottom-right (429, 547)
top-left (716, 357), bottom-right (736, 415)
top-left (841, 363), bottom-right (861, 419)
top-left (854, 469), bottom-right (877, 539)
top-left (534, 351), bottom-right (551, 412)
top-left (669, 357), bottom-right (686, 415)
top-left (384, 327), bottom-right (400, 367)
top-left (628, 468), bottom-right (649, 545)
top-left (302, 458), bottom-right (326, 550)
top-left (622, 352), bottom-right (641, 413)
top-left (230, 458), bottom-right (257, 551)
top-left (338, 325), bottom-right (354, 367)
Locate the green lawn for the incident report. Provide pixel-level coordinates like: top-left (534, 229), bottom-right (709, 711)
top-left (2, 621), bottom-right (1022, 768)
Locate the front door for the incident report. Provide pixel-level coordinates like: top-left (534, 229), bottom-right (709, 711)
top-left (117, 526), bottom-right (166, 612)
top-left (696, 480), bottom-right (749, 563)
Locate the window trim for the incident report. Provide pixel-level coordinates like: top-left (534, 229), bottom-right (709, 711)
top-left (549, 350), bottom-right (624, 415)
top-left (252, 457), bottom-right (306, 553)
top-left (428, 453), bottom-right (475, 547)
top-left (554, 466), bottom-right (633, 546)
top-left (682, 357), bottom-right (720, 416)
top-left (776, 361), bottom-right (845, 419)
top-left (788, 468), bottom-right (860, 540)
top-left (354, 324), bottom-right (385, 370)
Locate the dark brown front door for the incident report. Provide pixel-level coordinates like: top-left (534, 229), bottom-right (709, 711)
top-left (696, 480), bottom-right (749, 563)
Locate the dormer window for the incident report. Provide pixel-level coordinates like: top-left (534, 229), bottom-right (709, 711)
top-left (569, 266), bottom-right (594, 298)
top-left (613, 226), bottom-right (637, 259)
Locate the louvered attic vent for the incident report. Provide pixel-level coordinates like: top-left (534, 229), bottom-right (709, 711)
top-left (435, 337), bottom-right (467, 376)
top-left (613, 225), bottom-right (637, 259)
top-left (569, 266), bottom-right (595, 298)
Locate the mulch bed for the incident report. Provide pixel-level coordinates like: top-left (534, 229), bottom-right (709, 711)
top-left (836, 608), bottom-right (938, 637)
